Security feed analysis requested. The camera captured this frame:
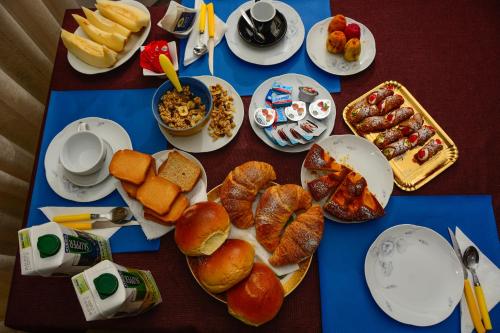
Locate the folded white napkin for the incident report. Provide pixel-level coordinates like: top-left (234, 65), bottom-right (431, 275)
top-left (183, 0), bottom-right (227, 67)
top-left (456, 227), bottom-right (500, 333)
top-left (39, 207), bottom-right (138, 239)
top-left (140, 40), bottom-right (178, 76)
top-left (229, 225), bottom-right (300, 276)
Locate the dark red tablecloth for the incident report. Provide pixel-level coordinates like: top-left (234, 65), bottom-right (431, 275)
top-left (6, 0), bottom-right (500, 331)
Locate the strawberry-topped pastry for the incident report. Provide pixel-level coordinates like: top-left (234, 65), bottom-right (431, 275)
top-left (414, 138), bottom-right (443, 164)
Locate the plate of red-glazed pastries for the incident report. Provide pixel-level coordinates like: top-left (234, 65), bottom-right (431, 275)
top-left (300, 138), bottom-right (393, 223)
top-left (343, 81), bottom-right (458, 191)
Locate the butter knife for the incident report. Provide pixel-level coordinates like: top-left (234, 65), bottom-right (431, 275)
top-left (207, 2), bottom-right (215, 75)
top-left (448, 228), bottom-right (486, 333)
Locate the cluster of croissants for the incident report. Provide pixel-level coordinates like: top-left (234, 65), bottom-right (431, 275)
top-left (172, 161), bottom-right (324, 326)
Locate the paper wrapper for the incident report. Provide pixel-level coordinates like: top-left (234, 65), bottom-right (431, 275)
top-left (39, 207), bottom-right (138, 239)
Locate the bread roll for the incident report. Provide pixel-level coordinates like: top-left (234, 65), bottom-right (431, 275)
top-left (227, 263), bottom-right (284, 326)
top-left (197, 239), bottom-right (254, 293)
top-left (175, 201), bottom-right (230, 256)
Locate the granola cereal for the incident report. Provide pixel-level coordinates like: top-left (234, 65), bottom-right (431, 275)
top-left (208, 84), bottom-right (236, 140)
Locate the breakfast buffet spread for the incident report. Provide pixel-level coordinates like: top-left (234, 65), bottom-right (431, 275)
top-left (12, 0), bottom-right (500, 332)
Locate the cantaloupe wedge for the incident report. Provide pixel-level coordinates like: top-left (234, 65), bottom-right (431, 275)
top-left (95, 0), bottom-right (149, 33)
top-left (82, 7), bottom-right (131, 38)
top-left (61, 29), bottom-right (117, 68)
top-left (72, 14), bottom-right (126, 52)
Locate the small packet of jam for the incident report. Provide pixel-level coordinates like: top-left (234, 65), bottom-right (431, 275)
top-left (276, 126), bottom-right (296, 145)
top-left (264, 126), bottom-right (288, 146)
top-left (284, 101), bottom-right (307, 122)
top-left (271, 94), bottom-right (292, 108)
top-left (290, 124), bottom-right (314, 141)
top-left (158, 2), bottom-right (197, 38)
top-left (297, 119), bottom-right (326, 137)
top-left (271, 82), bottom-right (293, 95)
top-left (140, 40), bottom-right (172, 73)
top-left (281, 124), bottom-right (307, 145)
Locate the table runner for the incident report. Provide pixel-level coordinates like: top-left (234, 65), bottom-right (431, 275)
top-left (318, 195), bottom-right (500, 333)
top-left (180, 0), bottom-right (341, 95)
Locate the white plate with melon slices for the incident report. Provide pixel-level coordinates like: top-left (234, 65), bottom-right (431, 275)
top-left (64, 0), bottom-right (151, 75)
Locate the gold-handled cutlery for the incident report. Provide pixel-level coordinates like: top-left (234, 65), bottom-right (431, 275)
top-left (53, 207), bottom-right (131, 230)
top-left (193, 2), bottom-right (207, 56)
top-left (448, 228), bottom-right (486, 333)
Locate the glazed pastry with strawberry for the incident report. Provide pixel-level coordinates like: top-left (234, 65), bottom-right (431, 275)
top-left (326, 14), bottom-right (362, 61)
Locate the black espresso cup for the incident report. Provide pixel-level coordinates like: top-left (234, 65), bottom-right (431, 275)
top-left (250, 1), bottom-right (279, 38)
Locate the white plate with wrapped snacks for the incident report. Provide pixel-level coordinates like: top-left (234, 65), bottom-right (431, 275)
top-left (249, 73), bottom-right (336, 153)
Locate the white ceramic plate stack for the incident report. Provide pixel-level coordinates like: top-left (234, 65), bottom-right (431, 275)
top-left (45, 117), bottom-right (132, 202)
top-left (249, 73), bottom-right (336, 153)
top-left (365, 224), bottom-right (464, 326)
top-left (158, 75), bottom-right (245, 153)
top-left (67, 0), bottom-right (151, 75)
top-left (225, 1), bottom-right (305, 65)
top-left (300, 135), bottom-right (393, 222)
top-left (307, 17), bottom-right (376, 76)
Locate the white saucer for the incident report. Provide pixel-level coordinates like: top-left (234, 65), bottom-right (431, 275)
top-left (365, 224), bottom-right (463, 326)
top-left (158, 76), bottom-right (244, 153)
top-left (224, 1), bottom-right (305, 65)
top-left (307, 17), bottom-right (376, 76)
top-left (45, 117), bottom-right (132, 202)
top-left (62, 140), bottom-right (113, 187)
top-left (300, 135), bottom-right (393, 222)
top-left (249, 73), bottom-right (335, 153)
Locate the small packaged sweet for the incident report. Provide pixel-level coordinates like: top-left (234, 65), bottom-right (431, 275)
top-left (265, 89), bottom-right (278, 107)
top-left (284, 101), bottom-right (307, 121)
top-left (276, 126), bottom-right (299, 145)
top-left (271, 82), bottom-right (293, 95)
top-left (254, 108), bottom-right (276, 127)
top-left (271, 94), bottom-right (292, 108)
top-left (309, 99), bottom-right (332, 120)
top-left (283, 124), bottom-right (309, 144)
top-left (297, 119), bottom-right (327, 137)
top-left (275, 107), bottom-right (288, 123)
top-left (291, 124), bottom-right (314, 141)
top-left (264, 126), bottom-right (288, 146)
top-left (298, 86), bottom-right (319, 103)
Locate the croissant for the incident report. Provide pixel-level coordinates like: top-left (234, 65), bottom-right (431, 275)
top-left (220, 161), bottom-right (276, 229)
top-left (255, 184), bottom-right (312, 252)
top-left (269, 205), bottom-right (324, 266)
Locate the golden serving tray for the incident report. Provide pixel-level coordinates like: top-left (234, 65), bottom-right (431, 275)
top-left (186, 183), bottom-right (313, 304)
top-left (343, 81), bottom-right (458, 191)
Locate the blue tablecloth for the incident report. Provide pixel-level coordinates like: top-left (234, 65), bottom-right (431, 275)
top-left (318, 195), bottom-right (500, 333)
top-left (180, 0), bottom-right (341, 96)
top-left (27, 89), bottom-right (162, 253)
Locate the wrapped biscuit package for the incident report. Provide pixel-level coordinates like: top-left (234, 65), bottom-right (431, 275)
top-left (18, 222), bottom-right (112, 277)
top-left (72, 260), bottom-right (162, 321)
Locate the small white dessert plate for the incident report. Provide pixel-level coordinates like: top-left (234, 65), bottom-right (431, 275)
top-left (306, 17), bottom-right (376, 76)
top-left (45, 117), bottom-right (132, 202)
top-left (62, 140), bottom-right (113, 187)
top-left (67, 0), bottom-right (151, 75)
top-left (365, 224), bottom-right (464, 326)
top-left (300, 135), bottom-right (393, 222)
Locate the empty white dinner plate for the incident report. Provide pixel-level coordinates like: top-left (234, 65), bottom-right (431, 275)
top-left (158, 75), bottom-right (244, 153)
top-left (300, 135), bottom-right (393, 222)
top-left (249, 73), bottom-right (335, 153)
top-left (67, 0), bottom-right (151, 75)
top-left (307, 17), bottom-right (376, 76)
top-left (225, 1), bottom-right (305, 65)
top-left (45, 117), bottom-right (132, 202)
top-left (365, 224), bottom-right (464, 326)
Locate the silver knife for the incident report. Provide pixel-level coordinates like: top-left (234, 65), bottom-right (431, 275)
top-left (207, 3), bottom-right (215, 75)
top-left (448, 227), bottom-right (468, 277)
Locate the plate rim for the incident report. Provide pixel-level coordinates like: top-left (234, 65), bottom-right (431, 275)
top-left (158, 75), bottom-right (244, 153)
top-left (224, 0), bottom-right (305, 66)
top-left (306, 17), bottom-right (376, 76)
top-left (364, 224), bottom-right (464, 326)
top-left (248, 73), bottom-right (336, 153)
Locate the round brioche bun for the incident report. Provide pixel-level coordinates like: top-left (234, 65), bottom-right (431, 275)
top-left (227, 263), bottom-right (284, 326)
top-left (175, 201), bottom-right (230, 256)
top-left (197, 239), bottom-right (255, 294)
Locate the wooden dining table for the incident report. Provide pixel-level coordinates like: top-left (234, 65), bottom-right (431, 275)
top-left (5, 0), bottom-right (499, 331)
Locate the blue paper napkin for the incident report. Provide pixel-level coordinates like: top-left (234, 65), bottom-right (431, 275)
top-left (318, 195), bottom-right (500, 333)
top-left (27, 89), bottom-right (162, 253)
top-left (180, 0), bottom-right (341, 96)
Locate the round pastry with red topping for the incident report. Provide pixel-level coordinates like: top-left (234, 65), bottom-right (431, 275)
top-left (344, 23), bottom-right (361, 40)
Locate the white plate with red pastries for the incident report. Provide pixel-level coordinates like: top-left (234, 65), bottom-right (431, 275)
top-left (300, 135), bottom-right (393, 223)
top-left (67, 0), bottom-right (151, 75)
top-left (115, 149), bottom-right (207, 240)
top-left (306, 16), bottom-right (376, 76)
top-left (249, 73), bottom-right (336, 153)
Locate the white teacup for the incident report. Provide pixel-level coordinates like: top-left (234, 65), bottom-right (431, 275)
top-left (60, 123), bottom-right (107, 176)
top-left (250, 0), bottom-right (277, 37)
